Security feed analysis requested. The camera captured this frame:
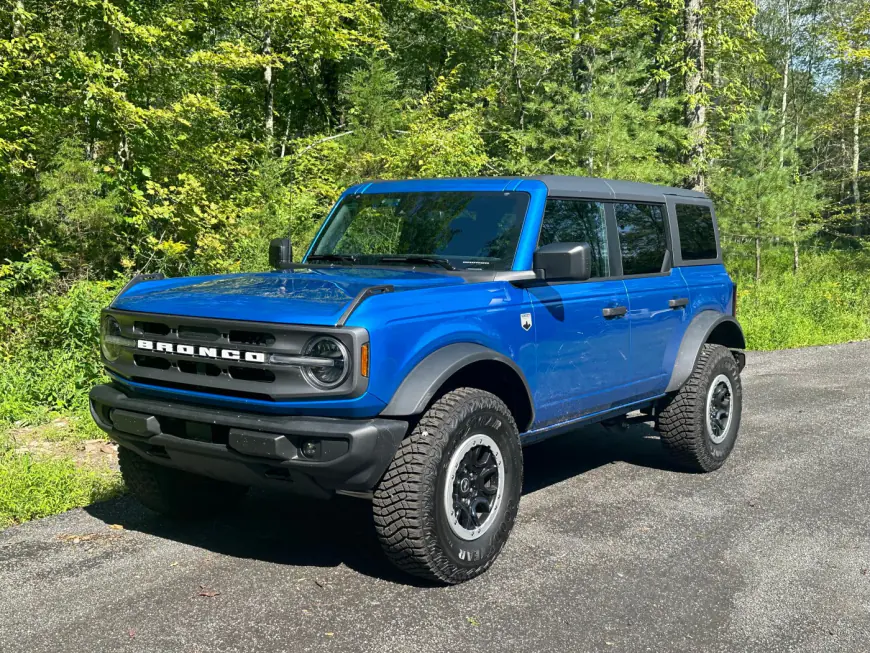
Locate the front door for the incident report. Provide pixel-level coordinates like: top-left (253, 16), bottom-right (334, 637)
top-left (530, 199), bottom-right (632, 427)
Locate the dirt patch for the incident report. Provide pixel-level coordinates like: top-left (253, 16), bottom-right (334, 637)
top-left (7, 419), bottom-right (119, 472)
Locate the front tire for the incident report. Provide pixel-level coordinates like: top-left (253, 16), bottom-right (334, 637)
top-left (118, 447), bottom-right (248, 518)
top-left (657, 343), bottom-right (743, 472)
top-left (373, 388), bottom-right (523, 584)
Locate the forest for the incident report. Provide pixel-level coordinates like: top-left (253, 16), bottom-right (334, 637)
top-left (0, 0), bottom-right (868, 524)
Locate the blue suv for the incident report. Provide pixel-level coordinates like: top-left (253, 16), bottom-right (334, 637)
top-left (90, 176), bottom-right (745, 583)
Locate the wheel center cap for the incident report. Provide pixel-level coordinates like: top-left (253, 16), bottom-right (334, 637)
top-left (459, 478), bottom-right (471, 493)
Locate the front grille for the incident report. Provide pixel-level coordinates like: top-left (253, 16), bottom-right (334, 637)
top-left (105, 310), bottom-right (368, 401)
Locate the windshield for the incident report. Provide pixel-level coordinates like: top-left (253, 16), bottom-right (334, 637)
top-left (307, 191), bottom-right (530, 271)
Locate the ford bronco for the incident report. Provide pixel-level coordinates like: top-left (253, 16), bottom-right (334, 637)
top-left (90, 176), bottom-right (745, 584)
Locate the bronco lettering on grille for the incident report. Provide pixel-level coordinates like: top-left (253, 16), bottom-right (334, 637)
top-left (136, 340), bottom-right (266, 363)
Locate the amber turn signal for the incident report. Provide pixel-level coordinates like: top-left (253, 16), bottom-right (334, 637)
top-left (360, 342), bottom-right (370, 377)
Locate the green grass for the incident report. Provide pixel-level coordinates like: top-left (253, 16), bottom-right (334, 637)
top-left (728, 249), bottom-right (870, 350)
top-left (0, 432), bottom-right (122, 529)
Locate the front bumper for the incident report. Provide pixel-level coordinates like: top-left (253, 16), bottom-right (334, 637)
top-left (89, 384), bottom-right (408, 498)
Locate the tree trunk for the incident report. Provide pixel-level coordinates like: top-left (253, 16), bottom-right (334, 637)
top-left (712, 22), bottom-right (722, 93)
top-left (654, 17), bottom-right (669, 99)
top-left (684, 0), bottom-right (706, 191)
top-left (571, 0), bottom-right (582, 89)
top-left (111, 24), bottom-right (131, 168)
top-left (779, 0), bottom-right (791, 167)
top-left (510, 0), bottom-right (525, 131)
top-left (792, 217), bottom-right (800, 273)
top-left (12, 0), bottom-right (24, 38)
top-left (852, 73), bottom-right (863, 237)
top-left (755, 228), bottom-right (761, 281)
top-left (263, 30), bottom-right (275, 142)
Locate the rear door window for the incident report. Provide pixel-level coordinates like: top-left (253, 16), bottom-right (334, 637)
top-left (539, 199), bottom-right (610, 278)
top-left (675, 203), bottom-right (717, 260)
top-left (614, 203), bottom-right (668, 275)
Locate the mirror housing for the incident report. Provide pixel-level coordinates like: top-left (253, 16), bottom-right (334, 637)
top-left (533, 242), bottom-right (592, 281)
top-left (269, 238), bottom-right (293, 269)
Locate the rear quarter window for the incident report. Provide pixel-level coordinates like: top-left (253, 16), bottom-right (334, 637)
top-left (675, 203), bottom-right (717, 261)
top-left (614, 203), bottom-right (668, 275)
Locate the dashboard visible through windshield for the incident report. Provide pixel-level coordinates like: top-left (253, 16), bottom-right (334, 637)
top-left (307, 191), bottom-right (530, 271)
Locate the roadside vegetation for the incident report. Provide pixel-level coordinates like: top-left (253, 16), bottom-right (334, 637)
top-left (1, 0), bottom-right (868, 526)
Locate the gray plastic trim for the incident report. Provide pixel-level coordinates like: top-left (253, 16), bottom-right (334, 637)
top-left (666, 311), bottom-right (746, 392)
top-left (380, 343), bottom-right (534, 424)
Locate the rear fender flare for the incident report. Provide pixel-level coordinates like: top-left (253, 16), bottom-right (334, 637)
top-left (666, 311), bottom-right (746, 392)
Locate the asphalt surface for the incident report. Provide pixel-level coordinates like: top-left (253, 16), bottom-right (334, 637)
top-left (2, 342), bottom-right (870, 652)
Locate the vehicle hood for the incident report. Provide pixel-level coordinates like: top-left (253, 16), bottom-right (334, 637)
top-left (111, 267), bottom-right (468, 326)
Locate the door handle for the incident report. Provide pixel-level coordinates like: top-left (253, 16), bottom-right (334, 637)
top-left (668, 297), bottom-right (689, 309)
top-left (602, 306), bottom-right (627, 318)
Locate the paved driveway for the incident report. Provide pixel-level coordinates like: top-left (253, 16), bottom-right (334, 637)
top-left (2, 343), bottom-right (869, 652)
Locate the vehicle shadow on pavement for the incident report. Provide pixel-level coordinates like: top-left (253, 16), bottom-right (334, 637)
top-left (84, 422), bottom-right (680, 585)
top-left (521, 422), bottom-right (680, 494)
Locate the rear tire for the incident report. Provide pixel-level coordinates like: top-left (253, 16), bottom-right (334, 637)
top-left (118, 447), bottom-right (248, 517)
top-left (373, 388), bottom-right (523, 584)
top-left (657, 344), bottom-right (742, 472)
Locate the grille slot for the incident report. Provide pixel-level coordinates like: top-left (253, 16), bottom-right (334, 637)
top-left (136, 321), bottom-right (171, 336)
top-left (177, 360), bottom-right (222, 377)
top-left (134, 354), bottom-right (172, 370)
top-left (229, 330), bottom-right (276, 346)
top-left (178, 325), bottom-right (220, 341)
top-left (228, 366), bottom-right (275, 383)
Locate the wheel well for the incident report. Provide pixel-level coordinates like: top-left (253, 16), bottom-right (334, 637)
top-left (432, 360), bottom-right (533, 432)
top-left (706, 320), bottom-right (745, 350)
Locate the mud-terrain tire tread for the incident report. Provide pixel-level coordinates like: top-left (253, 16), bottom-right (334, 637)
top-left (657, 343), bottom-right (741, 472)
top-left (118, 447), bottom-right (247, 517)
top-left (372, 387), bottom-right (522, 584)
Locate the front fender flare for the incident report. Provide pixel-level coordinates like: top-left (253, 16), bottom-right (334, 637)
top-left (666, 311), bottom-right (746, 392)
top-left (380, 343), bottom-right (533, 419)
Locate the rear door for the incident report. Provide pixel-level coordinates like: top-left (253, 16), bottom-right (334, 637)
top-left (529, 198), bottom-right (632, 427)
top-left (614, 202), bottom-right (691, 398)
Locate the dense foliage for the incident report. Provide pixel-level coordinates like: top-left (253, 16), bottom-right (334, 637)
top-left (0, 0), bottom-right (869, 429)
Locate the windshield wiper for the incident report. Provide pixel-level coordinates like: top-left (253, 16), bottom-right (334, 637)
top-left (374, 256), bottom-right (456, 270)
top-left (307, 254), bottom-right (359, 264)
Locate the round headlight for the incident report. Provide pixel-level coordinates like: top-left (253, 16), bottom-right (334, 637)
top-left (301, 336), bottom-right (350, 389)
top-left (100, 316), bottom-right (124, 361)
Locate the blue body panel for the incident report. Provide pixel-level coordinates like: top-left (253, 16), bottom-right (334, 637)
top-left (108, 176), bottom-right (736, 438)
top-left (528, 279), bottom-right (631, 426)
top-left (678, 264), bottom-right (734, 316)
top-left (622, 270), bottom-right (692, 397)
top-left (114, 268), bottom-right (465, 326)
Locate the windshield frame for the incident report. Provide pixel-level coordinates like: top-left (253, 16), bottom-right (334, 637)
top-left (303, 188), bottom-right (535, 273)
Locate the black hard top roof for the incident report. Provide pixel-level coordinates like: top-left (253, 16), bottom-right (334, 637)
top-left (356, 175), bottom-right (709, 203)
top-left (532, 175), bottom-right (708, 202)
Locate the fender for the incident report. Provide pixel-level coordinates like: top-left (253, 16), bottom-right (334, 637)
top-left (666, 310), bottom-right (746, 393)
top-left (380, 343), bottom-right (534, 420)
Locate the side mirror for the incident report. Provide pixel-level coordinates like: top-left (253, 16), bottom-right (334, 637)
top-left (533, 242), bottom-right (592, 281)
top-left (269, 238), bottom-right (293, 269)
